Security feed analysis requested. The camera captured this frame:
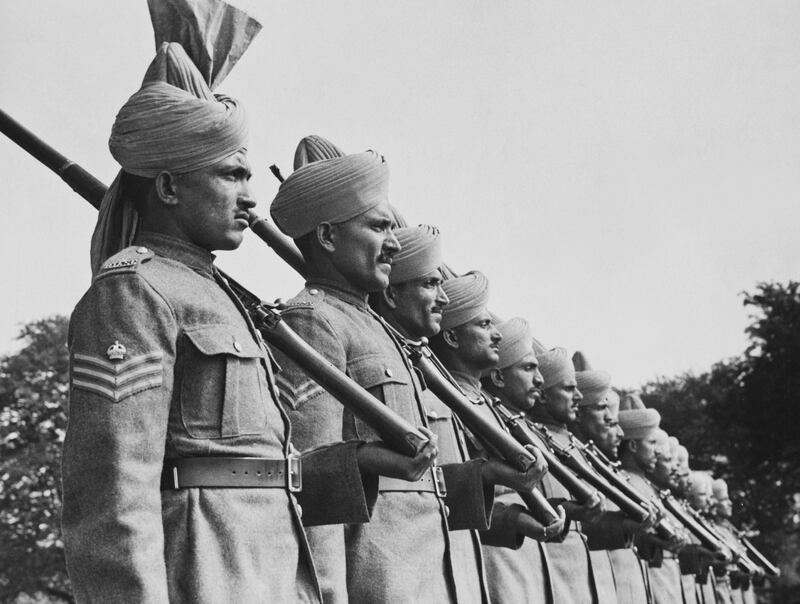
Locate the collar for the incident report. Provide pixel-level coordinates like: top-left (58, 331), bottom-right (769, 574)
top-left (135, 231), bottom-right (216, 274)
top-left (449, 370), bottom-right (484, 401)
top-left (526, 406), bottom-right (568, 433)
top-left (306, 277), bottom-right (370, 309)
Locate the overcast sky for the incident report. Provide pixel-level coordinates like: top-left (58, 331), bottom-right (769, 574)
top-left (1, 1), bottom-right (799, 388)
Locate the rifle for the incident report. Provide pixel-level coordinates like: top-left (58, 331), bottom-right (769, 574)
top-left (688, 506), bottom-right (764, 576)
top-left (738, 532), bottom-right (780, 577)
top-left (0, 107), bottom-right (429, 457)
top-left (397, 340), bottom-right (560, 524)
top-left (528, 422), bottom-right (679, 540)
top-left (660, 491), bottom-right (733, 559)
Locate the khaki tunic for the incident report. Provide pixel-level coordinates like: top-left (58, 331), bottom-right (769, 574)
top-left (277, 280), bottom-right (484, 603)
top-left (62, 233), bottom-right (371, 604)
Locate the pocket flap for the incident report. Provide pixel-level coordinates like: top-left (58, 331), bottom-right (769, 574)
top-left (183, 325), bottom-right (264, 359)
top-left (347, 354), bottom-right (410, 389)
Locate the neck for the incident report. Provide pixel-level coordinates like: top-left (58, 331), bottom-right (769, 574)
top-left (619, 452), bottom-right (643, 475)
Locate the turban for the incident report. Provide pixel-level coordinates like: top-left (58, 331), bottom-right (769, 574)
top-left (668, 436), bottom-right (680, 458)
top-left (712, 478), bottom-right (728, 500)
top-left (652, 428), bottom-right (670, 455)
top-left (440, 271), bottom-right (490, 329)
top-left (618, 393), bottom-right (660, 440)
top-left (90, 0), bottom-right (259, 275)
top-left (293, 134), bottom-right (345, 170)
top-left (688, 471), bottom-right (713, 497)
top-left (538, 347), bottom-right (575, 389)
top-left (676, 445), bottom-right (689, 465)
top-left (572, 351), bottom-right (612, 407)
top-left (389, 225), bottom-right (443, 284)
top-left (270, 151), bottom-right (389, 238)
top-left (495, 317), bottom-right (534, 369)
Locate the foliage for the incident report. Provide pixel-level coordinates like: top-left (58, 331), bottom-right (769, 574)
top-left (641, 282), bottom-right (800, 602)
top-left (0, 316), bottom-right (71, 603)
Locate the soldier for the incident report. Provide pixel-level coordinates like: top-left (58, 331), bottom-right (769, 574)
top-left (617, 394), bottom-right (686, 604)
top-left (517, 345), bottom-right (616, 604)
top-left (711, 479), bottom-right (759, 604)
top-left (373, 227), bottom-right (550, 603)
top-left (572, 354), bottom-right (650, 604)
top-left (478, 316), bottom-right (573, 603)
top-left (61, 31), bottom-right (375, 603)
top-left (270, 142), bottom-right (468, 603)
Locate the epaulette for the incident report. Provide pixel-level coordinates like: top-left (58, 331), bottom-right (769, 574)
top-left (94, 245), bottom-right (155, 281)
top-left (280, 286), bottom-right (326, 312)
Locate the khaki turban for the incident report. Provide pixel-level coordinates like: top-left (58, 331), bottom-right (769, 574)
top-left (618, 393), bottom-right (660, 440)
top-left (293, 135), bottom-right (345, 170)
top-left (90, 0), bottom-right (259, 275)
top-left (496, 317), bottom-right (534, 369)
top-left (440, 271), bottom-right (490, 329)
top-left (688, 471), bottom-right (713, 497)
top-left (389, 225), bottom-right (442, 284)
top-left (270, 151), bottom-right (389, 238)
top-left (668, 436), bottom-right (680, 458)
top-left (572, 351), bottom-right (611, 407)
top-left (652, 428), bottom-right (670, 455)
top-left (538, 347), bottom-right (575, 389)
top-left (712, 478), bottom-right (728, 500)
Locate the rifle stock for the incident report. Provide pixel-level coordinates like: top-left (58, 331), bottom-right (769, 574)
top-left (0, 108), bottom-right (429, 457)
top-left (740, 534), bottom-right (780, 577)
top-left (406, 345), bottom-right (560, 524)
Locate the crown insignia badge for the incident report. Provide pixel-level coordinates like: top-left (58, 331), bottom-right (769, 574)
top-left (106, 340), bottom-right (127, 361)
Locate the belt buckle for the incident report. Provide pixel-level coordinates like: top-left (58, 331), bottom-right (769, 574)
top-left (432, 466), bottom-right (447, 498)
top-left (287, 454), bottom-right (303, 493)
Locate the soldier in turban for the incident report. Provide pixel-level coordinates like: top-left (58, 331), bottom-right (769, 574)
top-left (373, 231), bottom-right (551, 604)
top-left (63, 4), bottom-right (375, 603)
top-left (270, 136), bottom-right (454, 604)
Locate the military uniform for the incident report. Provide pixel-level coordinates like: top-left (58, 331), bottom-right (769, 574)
top-left (276, 280), bottom-right (488, 603)
top-left (445, 373), bottom-right (554, 603)
top-left (524, 411), bottom-right (622, 604)
top-left (62, 233), bottom-right (372, 604)
top-left (623, 470), bottom-right (687, 604)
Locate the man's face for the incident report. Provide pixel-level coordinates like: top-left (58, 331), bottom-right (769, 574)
top-left (171, 150), bottom-right (254, 251)
top-left (597, 420), bottom-right (624, 459)
top-left (388, 269), bottom-right (449, 338)
top-left (449, 310), bottom-right (502, 372)
top-left (578, 397), bottom-right (613, 445)
top-left (630, 433), bottom-right (659, 472)
top-left (651, 448), bottom-right (677, 488)
top-left (713, 488), bottom-right (733, 518)
top-left (500, 351), bottom-right (543, 412)
top-left (689, 486), bottom-right (711, 511)
top-left (543, 377), bottom-right (582, 423)
top-left (327, 201), bottom-right (400, 293)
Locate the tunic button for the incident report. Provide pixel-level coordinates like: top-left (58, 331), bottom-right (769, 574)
top-left (296, 503), bottom-right (303, 519)
top-left (135, 246), bottom-right (149, 254)
top-left (444, 504), bottom-right (450, 517)
top-left (428, 410), bottom-right (438, 420)
top-left (385, 368), bottom-right (393, 378)
top-left (233, 341), bottom-right (242, 352)
top-left (309, 289), bottom-right (319, 295)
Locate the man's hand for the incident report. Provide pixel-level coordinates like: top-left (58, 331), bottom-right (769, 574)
top-left (562, 491), bottom-right (604, 523)
top-left (516, 505), bottom-right (567, 541)
top-left (482, 445), bottom-right (548, 492)
top-left (356, 426), bottom-right (439, 481)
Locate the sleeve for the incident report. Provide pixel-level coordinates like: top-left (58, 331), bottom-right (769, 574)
top-left (61, 274), bottom-right (177, 604)
top-left (441, 458), bottom-right (493, 531)
top-left (479, 486), bottom-right (525, 549)
top-left (582, 510), bottom-right (631, 551)
top-left (277, 307), bottom-right (378, 524)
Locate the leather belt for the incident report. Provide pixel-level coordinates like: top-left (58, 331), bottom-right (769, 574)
top-left (161, 456), bottom-right (302, 492)
top-left (378, 466), bottom-right (447, 498)
top-left (662, 551), bottom-right (677, 560)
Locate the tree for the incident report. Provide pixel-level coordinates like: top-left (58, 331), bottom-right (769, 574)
top-left (641, 282), bottom-right (800, 603)
top-left (0, 316), bottom-right (72, 602)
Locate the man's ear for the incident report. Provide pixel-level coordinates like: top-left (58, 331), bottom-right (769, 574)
top-left (489, 368), bottom-right (505, 389)
top-left (628, 440), bottom-right (639, 454)
top-left (441, 328), bottom-right (458, 349)
top-left (316, 222), bottom-right (335, 253)
top-left (382, 285), bottom-right (399, 311)
top-left (154, 171), bottom-right (180, 206)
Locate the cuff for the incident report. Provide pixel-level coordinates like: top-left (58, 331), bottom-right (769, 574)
top-left (441, 459), bottom-right (493, 531)
top-left (480, 503), bottom-right (526, 550)
top-left (296, 440), bottom-right (377, 526)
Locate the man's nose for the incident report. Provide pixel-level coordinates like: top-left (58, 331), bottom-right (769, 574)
top-left (436, 285), bottom-right (449, 307)
top-left (532, 369), bottom-right (543, 388)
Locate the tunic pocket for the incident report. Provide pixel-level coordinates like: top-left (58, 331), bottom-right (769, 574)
top-left (179, 325), bottom-right (269, 439)
top-left (346, 354), bottom-right (415, 441)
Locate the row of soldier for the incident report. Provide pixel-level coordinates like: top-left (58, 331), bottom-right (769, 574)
top-left (58, 2), bottom-right (778, 603)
